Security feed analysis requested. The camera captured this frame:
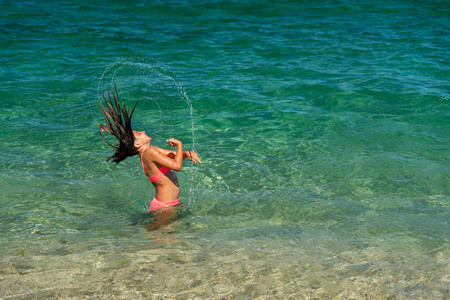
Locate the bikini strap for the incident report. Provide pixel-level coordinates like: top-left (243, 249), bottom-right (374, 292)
top-left (140, 155), bottom-right (169, 182)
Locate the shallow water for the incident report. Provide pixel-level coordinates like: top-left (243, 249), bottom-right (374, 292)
top-left (1, 0), bottom-right (449, 298)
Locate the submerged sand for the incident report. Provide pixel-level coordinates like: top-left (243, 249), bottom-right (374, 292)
top-left (1, 222), bottom-right (448, 300)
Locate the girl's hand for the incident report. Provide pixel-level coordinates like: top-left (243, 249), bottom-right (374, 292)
top-left (189, 151), bottom-right (202, 164)
top-left (167, 138), bottom-right (181, 147)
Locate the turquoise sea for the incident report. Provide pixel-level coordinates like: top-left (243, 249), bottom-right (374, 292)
top-left (1, 0), bottom-right (449, 298)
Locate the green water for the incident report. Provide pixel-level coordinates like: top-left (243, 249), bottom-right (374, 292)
top-left (1, 0), bottom-right (449, 298)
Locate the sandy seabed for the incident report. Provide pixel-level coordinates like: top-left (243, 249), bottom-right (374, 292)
top-left (1, 224), bottom-right (449, 300)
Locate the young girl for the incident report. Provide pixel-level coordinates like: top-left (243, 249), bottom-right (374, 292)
top-left (98, 84), bottom-right (200, 230)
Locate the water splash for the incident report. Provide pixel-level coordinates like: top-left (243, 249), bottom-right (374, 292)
top-left (96, 55), bottom-right (196, 205)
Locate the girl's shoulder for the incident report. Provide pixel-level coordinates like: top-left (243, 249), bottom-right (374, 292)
top-left (142, 146), bottom-right (162, 160)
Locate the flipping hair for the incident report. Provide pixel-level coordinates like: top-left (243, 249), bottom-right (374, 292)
top-left (98, 84), bottom-right (139, 164)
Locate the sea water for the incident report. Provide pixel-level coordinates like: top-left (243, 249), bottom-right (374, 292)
top-left (1, 0), bottom-right (449, 298)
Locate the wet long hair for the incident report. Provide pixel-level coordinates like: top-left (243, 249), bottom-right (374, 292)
top-left (98, 84), bottom-right (139, 164)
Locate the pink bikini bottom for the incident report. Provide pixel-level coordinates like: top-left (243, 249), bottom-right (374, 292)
top-left (148, 197), bottom-right (180, 211)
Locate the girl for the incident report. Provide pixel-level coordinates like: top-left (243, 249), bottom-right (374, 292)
top-left (98, 84), bottom-right (200, 230)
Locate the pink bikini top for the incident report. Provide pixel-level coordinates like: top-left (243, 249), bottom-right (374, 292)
top-left (140, 157), bottom-right (169, 182)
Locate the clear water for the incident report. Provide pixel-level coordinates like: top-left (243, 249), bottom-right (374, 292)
top-left (1, 0), bottom-right (449, 298)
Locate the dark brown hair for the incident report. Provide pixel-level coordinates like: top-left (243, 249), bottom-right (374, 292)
top-left (98, 84), bottom-right (139, 164)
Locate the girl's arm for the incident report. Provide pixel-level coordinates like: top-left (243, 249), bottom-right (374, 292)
top-left (146, 139), bottom-right (183, 171)
top-left (152, 145), bottom-right (201, 163)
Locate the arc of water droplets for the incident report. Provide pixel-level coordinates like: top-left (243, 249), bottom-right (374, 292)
top-left (96, 56), bottom-right (196, 205)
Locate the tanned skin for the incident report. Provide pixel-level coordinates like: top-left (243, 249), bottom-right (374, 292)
top-left (133, 130), bottom-right (201, 231)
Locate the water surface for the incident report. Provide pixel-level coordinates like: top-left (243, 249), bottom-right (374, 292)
top-left (1, 0), bottom-right (449, 298)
